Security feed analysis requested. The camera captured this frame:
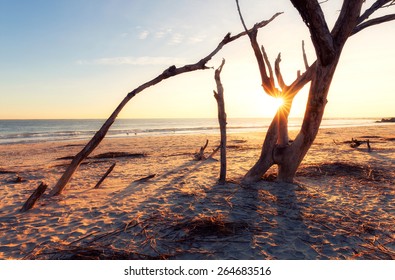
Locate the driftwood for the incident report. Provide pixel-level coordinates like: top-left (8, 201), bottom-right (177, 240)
top-left (207, 145), bottom-right (220, 160)
top-left (0, 169), bottom-right (17, 174)
top-left (194, 140), bottom-right (221, 161)
top-left (92, 152), bottom-right (146, 159)
top-left (20, 182), bottom-right (48, 212)
top-left (133, 174), bottom-right (156, 183)
top-left (57, 152), bottom-right (146, 161)
top-left (213, 59), bottom-right (227, 184)
top-left (94, 163), bottom-right (116, 189)
top-left (194, 139), bottom-right (209, 160)
top-left (49, 13), bottom-right (282, 196)
top-left (14, 176), bottom-right (26, 183)
top-left (350, 138), bottom-right (372, 152)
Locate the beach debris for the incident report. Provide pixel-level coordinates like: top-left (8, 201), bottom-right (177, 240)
top-left (57, 152), bottom-right (146, 161)
top-left (0, 169), bottom-right (18, 174)
top-left (92, 152), bottom-right (146, 159)
top-left (194, 139), bottom-right (220, 161)
top-left (20, 182), bottom-right (48, 212)
top-left (133, 174), bottom-right (156, 183)
top-left (14, 175), bottom-right (26, 183)
top-left (194, 139), bottom-right (209, 160)
top-left (93, 162), bottom-right (116, 189)
top-left (350, 138), bottom-right (372, 152)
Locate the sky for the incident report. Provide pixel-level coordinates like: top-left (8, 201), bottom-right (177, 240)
top-left (0, 0), bottom-right (394, 119)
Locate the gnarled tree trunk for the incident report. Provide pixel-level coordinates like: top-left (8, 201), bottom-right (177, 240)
top-left (239, 0), bottom-right (395, 183)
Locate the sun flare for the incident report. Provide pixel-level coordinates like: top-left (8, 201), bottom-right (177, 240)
top-left (273, 97), bottom-right (285, 109)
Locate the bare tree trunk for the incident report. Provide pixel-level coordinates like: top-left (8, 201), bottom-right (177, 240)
top-left (240, 0), bottom-right (395, 183)
top-left (213, 59), bottom-right (227, 184)
top-left (242, 114), bottom-right (278, 183)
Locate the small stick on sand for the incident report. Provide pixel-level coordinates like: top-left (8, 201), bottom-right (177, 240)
top-left (94, 163), bottom-right (116, 189)
top-left (133, 174), bottom-right (156, 183)
top-left (20, 182), bottom-right (48, 212)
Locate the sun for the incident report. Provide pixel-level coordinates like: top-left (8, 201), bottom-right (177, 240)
top-left (273, 97), bottom-right (285, 109)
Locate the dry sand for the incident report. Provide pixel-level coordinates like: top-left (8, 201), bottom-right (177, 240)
top-left (0, 124), bottom-right (394, 260)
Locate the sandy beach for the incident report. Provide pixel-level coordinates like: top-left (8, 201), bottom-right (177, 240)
top-left (0, 124), bottom-right (394, 260)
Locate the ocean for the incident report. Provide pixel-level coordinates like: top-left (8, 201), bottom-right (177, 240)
top-left (0, 118), bottom-right (382, 145)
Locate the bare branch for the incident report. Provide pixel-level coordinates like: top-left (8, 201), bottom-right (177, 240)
top-left (302, 40), bottom-right (309, 70)
top-left (332, 0), bottom-right (364, 45)
top-left (235, 0), bottom-right (281, 96)
top-left (274, 53), bottom-right (286, 90)
top-left (353, 14), bottom-right (395, 34)
top-left (382, 0), bottom-right (395, 8)
top-left (358, 0), bottom-right (393, 24)
top-left (289, 61), bottom-right (316, 97)
top-left (290, 0), bottom-right (335, 65)
top-left (235, 0), bottom-right (249, 34)
top-left (261, 46), bottom-right (275, 86)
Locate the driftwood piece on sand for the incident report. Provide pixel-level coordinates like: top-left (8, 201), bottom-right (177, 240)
top-left (207, 145), bottom-right (220, 160)
top-left (94, 163), bottom-right (116, 189)
top-left (133, 174), bottom-right (156, 183)
top-left (350, 138), bottom-right (372, 152)
top-left (20, 182), bottom-right (48, 212)
top-left (194, 139), bottom-right (209, 160)
top-left (194, 140), bottom-right (221, 161)
top-left (213, 59), bottom-right (227, 184)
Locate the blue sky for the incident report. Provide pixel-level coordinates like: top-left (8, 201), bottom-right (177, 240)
top-left (0, 0), bottom-right (394, 119)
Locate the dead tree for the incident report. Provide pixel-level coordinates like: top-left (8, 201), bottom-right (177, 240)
top-left (213, 59), bottom-right (227, 184)
top-left (237, 0), bottom-right (395, 183)
top-left (49, 14), bottom-right (281, 196)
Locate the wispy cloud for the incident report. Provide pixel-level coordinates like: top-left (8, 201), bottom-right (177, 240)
top-left (138, 30), bottom-right (149, 40)
top-left (77, 56), bottom-right (189, 66)
top-left (155, 28), bottom-right (172, 39)
top-left (168, 33), bottom-right (184, 45)
top-left (188, 34), bottom-right (206, 44)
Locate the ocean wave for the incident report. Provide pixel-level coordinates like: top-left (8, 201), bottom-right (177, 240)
top-left (0, 118), bottom-right (379, 145)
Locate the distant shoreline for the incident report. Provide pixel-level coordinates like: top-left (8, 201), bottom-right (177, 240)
top-left (376, 117), bottom-right (395, 123)
top-left (0, 117), bottom-right (394, 145)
